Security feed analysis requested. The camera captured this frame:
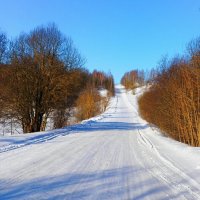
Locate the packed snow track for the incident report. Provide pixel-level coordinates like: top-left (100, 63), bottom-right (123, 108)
top-left (1, 85), bottom-right (200, 200)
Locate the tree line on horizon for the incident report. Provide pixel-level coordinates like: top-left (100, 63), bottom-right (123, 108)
top-left (0, 24), bottom-right (115, 134)
top-left (120, 69), bottom-right (145, 90)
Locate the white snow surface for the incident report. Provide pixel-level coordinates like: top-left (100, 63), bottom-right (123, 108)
top-left (99, 88), bottom-right (108, 97)
top-left (1, 85), bottom-right (200, 199)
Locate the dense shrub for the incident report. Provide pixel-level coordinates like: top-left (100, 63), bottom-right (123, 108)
top-left (75, 88), bottom-right (102, 121)
top-left (139, 43), bottom-right (200, 146)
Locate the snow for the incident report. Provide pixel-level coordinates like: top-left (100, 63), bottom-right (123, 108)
top-left (99, 88), bottom-right (108, 97)
top-left (0, 119), bottom-right (23, 136)
top-left (0, 116), bottom-right (54, 136)
top-left (1, 85), bottom-right (200, 199)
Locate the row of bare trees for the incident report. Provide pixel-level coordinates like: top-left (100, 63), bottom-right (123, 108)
top-left (121, 70), bottom-right (145, 90)
top-left (138, 37), bottom-right (200, 146)
top-left (90, 70), bottom-right (115, 96)
top-left (0, 24), bottom-right (86, 133)
top-left (0, 24), bottom-right (115, 134)
top-left (75, 71), bottom-right (115, 121)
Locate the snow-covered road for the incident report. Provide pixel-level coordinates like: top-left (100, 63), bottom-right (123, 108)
top-left (1, 85), bottom-right (200, 200)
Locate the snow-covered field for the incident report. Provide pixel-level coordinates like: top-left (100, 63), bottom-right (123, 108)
top-left (1, 85), bottom-right (200, 199)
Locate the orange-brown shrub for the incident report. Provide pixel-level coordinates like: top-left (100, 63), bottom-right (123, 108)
top-left (139, 57), bottom-right (200, 146)
top-left (75, 88), bottom-right (102, 121)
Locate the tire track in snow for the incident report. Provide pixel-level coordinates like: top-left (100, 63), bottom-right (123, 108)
top-left (136, 129), bottom-right (200, 199)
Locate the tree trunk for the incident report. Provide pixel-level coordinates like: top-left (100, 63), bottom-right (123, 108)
top-left (40, 113), bottom-right (47, 131)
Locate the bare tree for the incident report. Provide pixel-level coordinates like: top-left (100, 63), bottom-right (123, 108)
top-left (8, 24), bottom-right (86, 133)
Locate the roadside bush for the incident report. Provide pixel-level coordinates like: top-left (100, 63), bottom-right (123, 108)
top-left (139, 54), bottom-right (200, 146)
top-left (75, 88), bottom-right (102, 121)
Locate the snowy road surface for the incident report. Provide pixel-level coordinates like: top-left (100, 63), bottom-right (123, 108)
top-left (1, 85), bottom-right (200, 199)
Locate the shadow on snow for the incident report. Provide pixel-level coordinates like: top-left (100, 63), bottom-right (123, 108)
top-left (0, 119), bottom-right (148, 153)
top-left (0, 166), bottom-right (196, 200)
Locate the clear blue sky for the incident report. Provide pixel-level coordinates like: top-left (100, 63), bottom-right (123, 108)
top-left (0, 0), bottom-right (200, 82)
